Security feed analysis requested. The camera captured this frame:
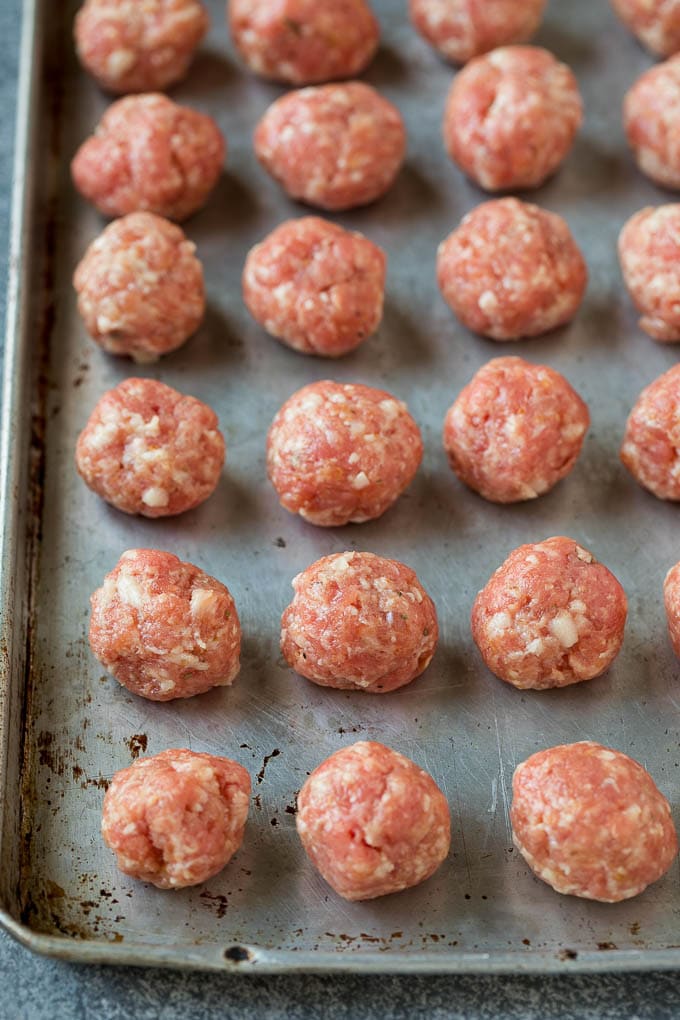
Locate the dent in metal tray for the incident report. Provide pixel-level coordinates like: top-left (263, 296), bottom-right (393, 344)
top-left (2, 0), bottom-right (680, 974)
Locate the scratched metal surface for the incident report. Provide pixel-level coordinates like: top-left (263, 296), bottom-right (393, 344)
top-left (3, 0), bottom-right (680, 974)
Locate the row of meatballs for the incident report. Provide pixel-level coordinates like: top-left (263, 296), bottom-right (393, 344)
top-left (74, 360), bottom-right (680, 525)
top-left (71, 2), bottom-right (680, 207)
top-left (90, 538), bottom-right (680, 703)
top-left (73, 198), bottom-right (680, 366)
top-left (102, 739), bottom-right (678, 909)
top-left (74, 0), bottom-right (680, 96)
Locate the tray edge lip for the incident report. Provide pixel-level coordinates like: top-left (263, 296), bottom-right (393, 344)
top-left (3, 905), bottom-right (680, 975)
top-left (0, 0), bottom-right (41, 923)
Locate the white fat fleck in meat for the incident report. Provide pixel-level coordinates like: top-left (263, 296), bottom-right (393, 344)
top-left (142, 486), bottom-right (169, 508)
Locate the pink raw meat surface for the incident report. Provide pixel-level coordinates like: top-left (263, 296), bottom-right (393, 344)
top-left (296, 741), bottom-right (451, 900)
top-left (620, 363), bottom-right (680, 499)
top-left (75, 377), bottom-right (225, 517)
top-left (437, 198), bottom-right (587, 340)
top-left (74, 0), bottom-right (209, 93)
top-left (71, 93), bottom-right (225, 221)
top-left (267, 379), bottom-right (423, 526)
top-left (471, 536), bottom-right (628, 690)
top-left (442, 45), bottom-right (582, 191)
top-left (229, 0), bottom-right (379, 84)
top-left (254, 82), bottom-right (406, 210)
top-left (410, 0), bottom-right (545, 64)
top-left (102, 749), bottom-right (251, 889)
top-left (74, 211), bottom-right (205, 362)
top-left (243, 216), bottom-right (385, 357)
top-left (280, 551), bottom-right (438, 692)
top-left (90, 549), bottom-right (241, 701)
top-left (511, 742), bottom-right (678, 901)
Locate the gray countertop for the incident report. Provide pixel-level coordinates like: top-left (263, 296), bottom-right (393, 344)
top-left (2, 1), bottom-right (680, 1016)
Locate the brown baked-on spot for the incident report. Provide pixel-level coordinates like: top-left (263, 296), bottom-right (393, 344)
top-left (126, 733), bottom-right (148, 759)
top-left (558, 948), bottom-right (578, 961)
top-left (224, 945), bottom-right (252, 963)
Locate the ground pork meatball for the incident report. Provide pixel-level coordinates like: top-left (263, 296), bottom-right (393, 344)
top-left (664, 561), bottom-right (680, 657)
top-left (511, 742), bottom-right (678, 901)
top-left (437, 199), bottom-right (587, 340)
top-left (624, 55), bottom-right (680, 189)
top-left (73, 212), bottom-right (205, 362)
top-left (471, 537), bottom-right (628, 690)
top-left (619, 205), bottom-right (680, 343)
top-left (410, 0), bottom-right (545, 65)
top-left (71, 93), bottom-right (225, 221)
top-left (75, 377), bottom-right (225, 517)
top-left (90, 550), bottom-right (241, 701)
top-left (254, 82), bottom-right (406, 211)
top-left (442, 356), bottom-right (589, 503)
top-left (280, 551), bottom-right (438, 692)
top-left (242, 217), bottom-right (386, 357)
top-left (296, 741), bottom-right (450, 900)
top-left (611, 0), bottom-right (680, 58)
top-left (229, 0), bottom-right (380, 85)
top-left (102, 749), bottom-right (251, 889)
top-left (267, 380), bottom-right (422, 526)
top-left (443, 46), bottom-right (582, 191)
top-left (621, 364), bottom-right (680, 500)
top-left (74, 0), bottom-right (209, 94)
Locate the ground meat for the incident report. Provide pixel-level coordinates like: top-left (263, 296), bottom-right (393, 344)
top-left (254, 82), bottom-right (406, 211)
top-left (242, 216), bottom-right (386, 357)
top-left (74, 0), bottom-right (209, 94)
top-left (229, 0), bottom-right (380, 85)
top-left (281, 551), bottom-right (438, 692)
top-left (619, 205), bottom-right (680, 343)
top-left (102, 749), bottom-right (250, 889)
top-left (471, 537), bottom-right (628, 690)
top-left (511, 742), bottom-right (678, 901)
top-left (71, 93), bottom-right (225, 221)
top-left (437, 199), bottom-right (587, 340)
top-left (410, 0), bottom-right (545, 64)
top-left (624, 55), bottom-right (680, 190)
top-left (296, 741), bottom-right (450, 900)
top-left (611, 0), bottom-right (680, 57)
top-left (73, 212), bottom-right (205, 363)
top-left (75, 377), bottom-right (225, 517)
top-left (664, 561), bottom-right (680, 657)
top-left (267, 380), bottom-right (423, 526)
top-left (442, 356), bottom-right (589, 503)
top-left (621, 364), bottom-right (680, 500)
top-left (90, 550), bottom-right (241, 701)
top-left (442, 46), bottom-right (582, 191)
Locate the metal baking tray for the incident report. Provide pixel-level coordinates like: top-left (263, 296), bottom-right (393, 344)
top-left (2, 0), bottom-right (680, 974)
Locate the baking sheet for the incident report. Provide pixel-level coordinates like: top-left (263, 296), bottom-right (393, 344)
top-left (2, 0), bottom-right (680, 973)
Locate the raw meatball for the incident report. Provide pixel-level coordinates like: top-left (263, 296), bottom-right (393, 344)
top-left (267, 380), bottom-right (422, 526)
top-left (75, 377), bottom-right (225, 517)
top-left (296, 741), bottom-right (450, 900)
top-left (471, 537), bottom-right (628, 690)
top-left (511, 742), bottom-right (678, 901)
top-left (71, 93), bottom-right (225, 221)
top-left (611, 0), bottom-right (680, 58)
top-left (74, 0), bottom-right (209, 94)
top-left (437, 199), bottom-right (587, 340)
top-left (621, 364), bottom-right (680, 500)
top-left (281, 551), bottom-right (438, 692)
top-left (90, 549), bottom-right (241, 701)
top-left (664, 561), bottom-right (680, 657)
top-left (229, 0), bottom-right (379, 84)
top-left (619, 205), bottom-right (680, 343)
top-left (73, 212), bottom-right (205, 363)
top-left (410, 0), bottom-right (545, 65)
top-left (102, 749), bottom-right (251, 889)
top-left (254, 82), bottom-right (406, 211)
top-left (442, 356), bottom-right (589, 503)
top-left (443, 46), bottom-right (582, 191)
top-left (242, 216), bottom-right (386, 357)
top-left (624, 55), bottom-right (680, 189)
